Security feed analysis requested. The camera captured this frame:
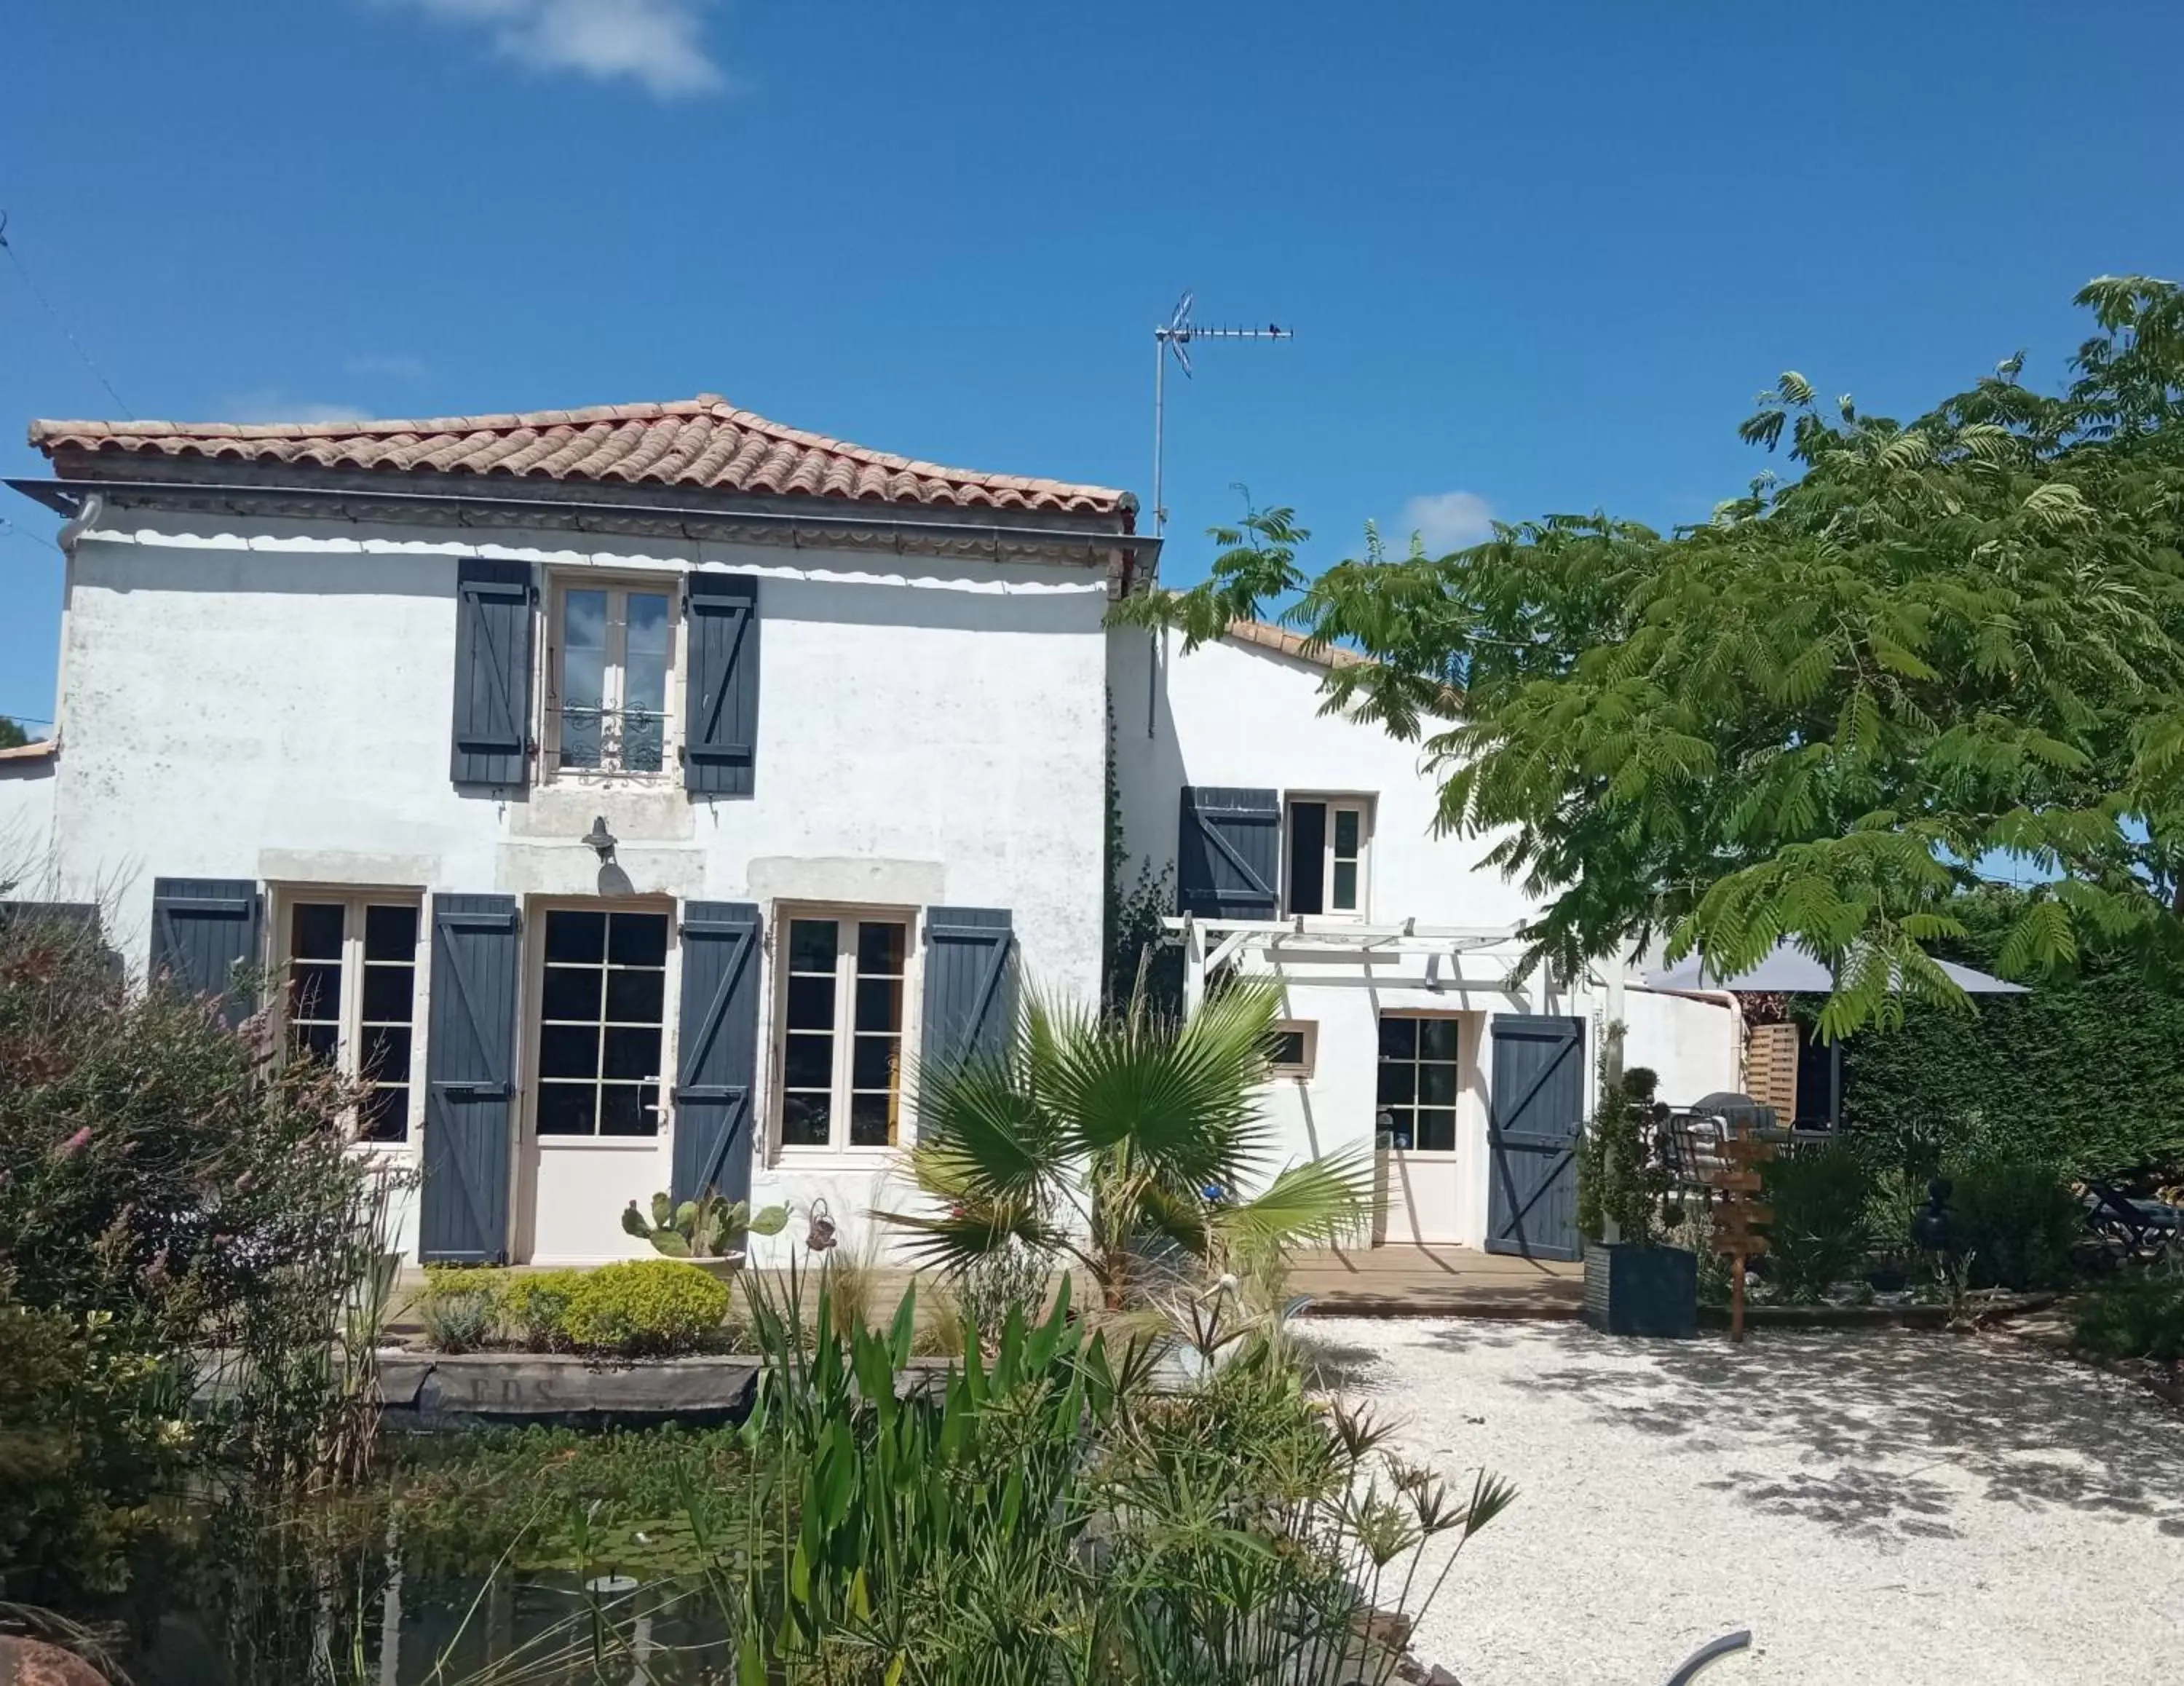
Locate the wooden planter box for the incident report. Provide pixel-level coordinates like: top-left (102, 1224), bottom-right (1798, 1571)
top-left (1583, 1243), bottom-right (1698, 1339)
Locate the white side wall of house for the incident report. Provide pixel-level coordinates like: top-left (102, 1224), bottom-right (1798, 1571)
top-left (38, 512), bottom-right (1112, 1263)
top-left (1112, 625), bottom-right (1741, 1250)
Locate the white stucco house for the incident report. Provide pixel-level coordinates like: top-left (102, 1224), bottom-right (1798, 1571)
top-left (1, 393), bottom-right (1738, 1267)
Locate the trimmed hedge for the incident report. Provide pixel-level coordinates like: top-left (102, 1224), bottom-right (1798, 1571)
top-left (559, 1260), bottom-right (731, 1357)
top-left (1805, 893), bottom-right (2184, 1179)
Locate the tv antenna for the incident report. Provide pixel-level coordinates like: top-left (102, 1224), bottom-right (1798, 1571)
top-left (1150, 291), bottom-right (1291, 539)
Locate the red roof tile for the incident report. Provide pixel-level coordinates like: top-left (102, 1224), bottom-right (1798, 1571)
top-left (29, 395), bottom-right (1131, 519)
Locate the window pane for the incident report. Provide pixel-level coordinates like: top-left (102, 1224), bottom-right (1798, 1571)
top-left (545, 910), bottom-right (606, 963)
top-left (626, 592), bottom-right (670, 653)
top-left (1270, 1030), bottom-right (1307, 1068)
top-left (600, 1083), bottom-right (653, 1136)
top-left (604, 1026), bottom-right (662, 1081)
top-left (360, 1025), bottom-right (412, 1083)
top-left (1287, 802), bottom-right (1326, 917)
top-left (1334, 808), bottom-right (1361, 856)
top-left (784, 1032), bottom-right (834, 1088)
top-left (290, 902), bottom-right (344, 961)
top-left (788, 919), bottom-right (839, 973)
top-left (563, 589), bottom-right (607, 650)
top-left (362, 964), bottom-right (415, 1024)
top-left (561, 708), bottom-right (602, 769)
top-left (360, 1085), bottom-right (408, 1144)
top-left (604, 967), bottom-right (665, 1024)
top-left (849, 1092), bottom-right (894, 1148)
top-left (851, 1034), bottom-right (898, 1090)
top-left (543, 965), bottom-right (601, 1021)
top-left (562, 644), bottom-right (606, 711)
top-left (363, 903), bottom-right (416, 961)
top-left (1381, 1109), bottom-right (1416, 1149)
top-left (539, 1024), bottom-right (600, 1080)
top-left (1331, 860), bottom-right (1358, 911)
top-left (290, 962), bottom-right (341, 1023)
top-left (787, 975), bottom-right (836, 1030)
top-left (1377, 1061), bottom-right (1415, 1106)
top-left (624, 646), bottom-right (668, 714)
top-left (292, 1022), bottom-right (339, 1065)
top-left (1414, 1109), bottom-right (1457, 1153)
top-left (537, 1083), bottom-right (596, 1136)
top-left (1377, 1016), bottom-right (1417, 1060)
top-left (1419, 1018), bottom-right (1460, 1061)
top-left (857, 921), bottom-right (907, 976)
top-left (854, 977), bottom-right (901, 1034)
top-left (609, 913), bottom-right (669, 969)
top-left (1419, 1061), bottom-right (1459, 1107)
top-left (780, 1092), bottom-right (831, 1147)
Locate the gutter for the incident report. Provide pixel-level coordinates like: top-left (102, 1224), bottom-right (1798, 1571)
top-left (4, 475), bottom-right (1162, 567)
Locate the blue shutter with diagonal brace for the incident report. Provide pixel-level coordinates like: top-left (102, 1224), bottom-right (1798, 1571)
top-left (149, 878), bottom-right (261, 1027)
top-left (1176, 787), bottom-right (1281, 919)
top-left (684, 572), bottom-right (759, 797)
top-left (420, 895), bottom-right (521, 1264)
top-left (1485, 1014), bottom-right (1586, 1263)
top-left (919, 908), bottom-right (1017, 1074)
top-left (450, 558), bottom-right (534, 786)
top-left (673, 901), bottom-right (761, 1206)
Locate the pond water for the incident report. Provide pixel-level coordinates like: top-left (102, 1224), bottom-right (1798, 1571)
top-left (72, 1427), bottom-right (752, 1686)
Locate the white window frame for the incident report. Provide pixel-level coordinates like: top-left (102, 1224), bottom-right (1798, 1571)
top-left (1284, 793), bottom-right (1374, 921)
top-left (1376, 1010), bottom-right (1464, 1156)
top-left (1269, 1018), bottom-right (1317, 1079)
top-left (272, 887), bottom-right (427, 1150)
top-left (769, 903), bottom-right (920, 1163)
top-left (521, 898), bottom-right (678, 1151)
top-left (542, 573), bottom-right (683, 783)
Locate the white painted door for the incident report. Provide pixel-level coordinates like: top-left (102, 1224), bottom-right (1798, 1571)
top-left (522, 903), bottom-right (677, 1263)
top-left (1374, 1012), bottom-right (1467, 1244)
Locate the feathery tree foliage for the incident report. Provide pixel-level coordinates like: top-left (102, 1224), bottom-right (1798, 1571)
top-left (1117, 277), bottom-right (2184, 1034)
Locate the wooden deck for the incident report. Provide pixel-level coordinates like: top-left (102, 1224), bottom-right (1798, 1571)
top-left (1287, 1243), bottom-right (1585, 1318)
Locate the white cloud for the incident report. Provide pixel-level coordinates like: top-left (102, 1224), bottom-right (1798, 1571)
top-left (1399, 490), bottom-right (1495, 555)
top-left (215, 391), bottom-right (375, 424)
top-left (397, 0), bottom-right (727, 99)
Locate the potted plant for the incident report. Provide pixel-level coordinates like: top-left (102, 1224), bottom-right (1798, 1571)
top-left (622, 1188), bottom-right (790, 1281)
top-left (1578, 1061), bottom-right (1698, 1337)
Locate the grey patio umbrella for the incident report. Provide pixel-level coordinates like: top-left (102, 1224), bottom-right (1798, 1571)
top-left (1643, 937), bottom-right (2027, 1127)
top-left (1644, 939), bottom-right (2027, 995)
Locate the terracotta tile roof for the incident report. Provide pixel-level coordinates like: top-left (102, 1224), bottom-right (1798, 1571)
top-left (28, 395), bottom-right (1132, 519)
top-left (1224, 619), bottom-right (1369, 670)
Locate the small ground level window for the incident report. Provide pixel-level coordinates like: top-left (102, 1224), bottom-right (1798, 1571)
top-left (1378, 1014), bottom-right (1460, 1152)
top-left (537, 908), bottom-right (669, 1136)
top-left (779, 914), bottom-right (910, 1152)
top-left (282, 894), bottom-right (422, 1143)
top-left (1268, 1019), bottom-right (1316, 1077)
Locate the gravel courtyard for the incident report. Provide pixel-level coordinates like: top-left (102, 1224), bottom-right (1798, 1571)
top-left (1300, 1318), bottom-right (2184, 1686)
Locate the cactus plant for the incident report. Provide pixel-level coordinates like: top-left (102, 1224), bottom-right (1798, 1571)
top-left (622, 1187), bottom-right (788, 1261)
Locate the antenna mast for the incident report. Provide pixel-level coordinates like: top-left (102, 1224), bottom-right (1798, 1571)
top-left (1150, 292), bottom-right (1292, 545)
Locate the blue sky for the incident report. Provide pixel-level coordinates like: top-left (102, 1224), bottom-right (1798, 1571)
top-left (5, 1), bottom-right (2183, 729)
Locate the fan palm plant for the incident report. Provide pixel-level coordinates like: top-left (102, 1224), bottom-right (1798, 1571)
top-left (879, 978), bottom-right (1372, 1310)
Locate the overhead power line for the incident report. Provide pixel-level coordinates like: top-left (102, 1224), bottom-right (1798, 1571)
top-left (0, 209), bottom-right (133, 418)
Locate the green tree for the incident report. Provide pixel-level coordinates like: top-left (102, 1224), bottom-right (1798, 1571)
top-left (879, 979), bottom-right (1372, 1309)
top-left (0, 716), bottom-right (29, 751)
top-left (1119, 277), bottom-right (2184, 1034)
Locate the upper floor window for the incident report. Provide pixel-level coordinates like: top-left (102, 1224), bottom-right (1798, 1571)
top-left (282, 893), bottom-right (423, 1143)
top-left (778, 912), bottom-right (911, 1153)
top-left (547, 580), bottom-right (677, 777)
top-left (1286, 796), bottom-right (1372, 919)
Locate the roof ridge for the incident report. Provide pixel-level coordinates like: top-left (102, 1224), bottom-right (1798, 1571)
top-left (27, 397), bottom-right (719, 446)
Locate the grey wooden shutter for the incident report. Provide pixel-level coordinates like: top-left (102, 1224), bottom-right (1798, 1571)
top-left (450, 558), bottom-right (535, 786)
top-left (1484, 1015), bottom-right (1586, 1262)
top-left (420, 894), bottom-right (521, 1264)
top-left (684, 571), bottom-right (759, 797)
top-left (149, 878), bottom-right (261, 1026)
top-left (920, 907), bottom-right (1017, 1072)
top-left (672, 902), bottom-right (762, 1206)
top-left (0, 901), bottom-right (102, 937)
top-left (1176, 787), bottom-right (1281, 919)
